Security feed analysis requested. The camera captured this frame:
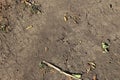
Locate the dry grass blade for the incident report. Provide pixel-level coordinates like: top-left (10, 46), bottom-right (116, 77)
top-left (26, 25), bottom-right (33, 30)
top-left (42, 61), bottom-right (82, 80)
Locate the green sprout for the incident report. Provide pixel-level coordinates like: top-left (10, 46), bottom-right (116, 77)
top-left (102, 42), bottom-right (110, 53)
top-left (72, 74), bottom-right (82, 79)
top-left (31, 4), bottom-right (42, 14)
top-left (39, 62), bottom-right (46, 68)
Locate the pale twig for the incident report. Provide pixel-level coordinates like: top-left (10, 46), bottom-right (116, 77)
top-left (42, 61), bottom-right (82, 80)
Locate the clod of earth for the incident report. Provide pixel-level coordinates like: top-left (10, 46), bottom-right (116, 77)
top-left (0, 17), bottom-right (10, 32)
top-left (92, 74), bottom-right (97, 80)
top-left (0, 16), bottom-right (3, 22)
top-left (44, 47), bottom-right (48, 52)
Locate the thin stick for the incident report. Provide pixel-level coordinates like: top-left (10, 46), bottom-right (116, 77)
top-left (42, 61), bottom-right (81, 80)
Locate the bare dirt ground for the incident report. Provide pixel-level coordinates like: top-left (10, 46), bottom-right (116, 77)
top-left (0, 0), bottom-right (120, 80)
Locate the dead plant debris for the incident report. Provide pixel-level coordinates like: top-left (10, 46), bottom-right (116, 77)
top-left (41, 61), bottom-right (82, 80)
top-left (20, 0), bottom-right (42, 14)
top-left (88, 62), bottom-right (96, 69)
top-left (64, 16), bottom-right (68, 22)
top-left (64, 12), bottom-right (81, 24)
top-left (87, 62), bottom-right (96, 73)
top-left (31, 4), bottom-right (42, 14)
top-left (0, 17), bottom-right (11, 32)
top-left (64, 12), bottom-right (69, 22)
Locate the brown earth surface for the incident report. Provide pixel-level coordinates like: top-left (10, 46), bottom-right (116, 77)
top-left (0, 0), bottom-right (120, 80)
